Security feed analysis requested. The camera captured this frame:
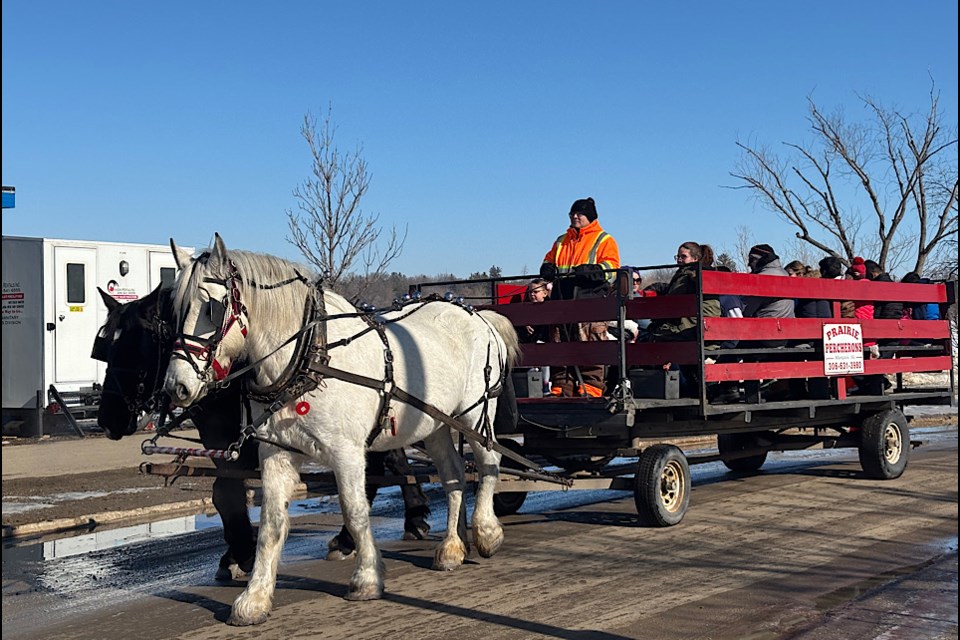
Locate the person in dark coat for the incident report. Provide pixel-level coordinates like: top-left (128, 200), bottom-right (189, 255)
top-left (645, 241), bottom-right (720, 341)
top-left (740, 244), bottom-right (794, 403)
top-left (858, 260), bottom-right (900, 395)
top-left (818, 256), bottom-right (845, 280)
top-left (865, 260), bottom-right (904, 320)
top-left (794, 267), bottom-right (832, 319)
top-left (789, 266), bottom-right (832, 399)
top-left (901, 272), bottom-right (942, 321)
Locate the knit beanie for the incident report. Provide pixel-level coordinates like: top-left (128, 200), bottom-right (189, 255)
top-left (570, 197), bottom-right (597, 222)
top-left (848, 256), bottom-right (867, 279)
top-left (747, 243), bottom-right (778, 272)
top-left (748, 244), bottom-right (777, 261)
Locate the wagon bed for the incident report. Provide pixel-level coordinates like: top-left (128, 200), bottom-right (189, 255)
top-left (413, 267), bottom-right (956, 523)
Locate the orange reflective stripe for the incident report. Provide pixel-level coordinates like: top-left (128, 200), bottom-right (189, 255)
top-left (581, 383), bottom-right (604, 398)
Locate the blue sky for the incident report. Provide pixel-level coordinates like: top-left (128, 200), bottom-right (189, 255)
top-left (3, 1), bottom-right (957, 277)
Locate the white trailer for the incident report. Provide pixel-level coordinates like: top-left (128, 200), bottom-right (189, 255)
top-left (2, 236), bottom-right (191, 436)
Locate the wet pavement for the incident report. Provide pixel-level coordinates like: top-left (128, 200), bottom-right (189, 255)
top-left (1, 424), bottom-right (956, 640)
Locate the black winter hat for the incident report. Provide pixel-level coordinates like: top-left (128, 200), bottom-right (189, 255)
top-left (570, 197), bottom-right (597, 222)
top-left (748, 243), bottom-right (777, 260)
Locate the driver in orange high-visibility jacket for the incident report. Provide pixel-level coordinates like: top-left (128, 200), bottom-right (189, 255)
top-left (538, 197), bottom-right (621, 398)
top-left (540, 197), bottom-right (620, 298)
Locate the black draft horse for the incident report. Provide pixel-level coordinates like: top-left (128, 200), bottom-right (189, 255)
top-left (93, 285), bottom-right (432, 581)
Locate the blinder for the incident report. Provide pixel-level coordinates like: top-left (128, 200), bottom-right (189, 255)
top-left (172, 267), bottom-right (249, 383)
top-left (91, 328), bottom-right (114, 362)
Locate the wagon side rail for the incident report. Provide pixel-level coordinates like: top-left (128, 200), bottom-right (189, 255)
top-left (481, 269), bottom-right (956, 414)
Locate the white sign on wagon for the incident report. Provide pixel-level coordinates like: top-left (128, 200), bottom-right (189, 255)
top-left (822, 323), bottom-right (864, 376)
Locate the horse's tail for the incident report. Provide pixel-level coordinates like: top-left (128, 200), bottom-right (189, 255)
top-left (478, 310), bottom-right (520, 369)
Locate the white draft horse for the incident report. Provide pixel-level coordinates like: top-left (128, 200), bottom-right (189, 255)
top-left (163, 234), bottom-right (518, 626)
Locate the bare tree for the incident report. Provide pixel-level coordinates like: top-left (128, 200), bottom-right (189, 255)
top-left (734, 224), bottom-right (754, 271)
top-left (728, 82), bottom-right (958, 276)
top-left (715, 252), bottom-right (739, 272)
top-left (287, 108), bottom-right (407, 295)
top-left (783, 236), bottom-right (819, 269)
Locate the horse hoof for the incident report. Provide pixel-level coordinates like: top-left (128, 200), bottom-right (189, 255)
top-left (326, 548), bottom-right (357, 561)
top-left (344, 587), bottom-right (382, 601)
top-left (226, 611), bottom-right (268, 626)
top-left (215, 564), bottom-right (248, 582)
top-left (476, 528), bottom-right (504, 558)
top-left (402, 523), bottom-right (431, 541)
top-left (432, 537), bottom-right (467, 571)
top-left (476, 537), bottom-right (503, 558)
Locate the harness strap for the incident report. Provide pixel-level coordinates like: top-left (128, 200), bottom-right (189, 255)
top-left (301, 361), bottom-right (552, 476)
top-left (245, 292), bottom-right (319, 401)
top-left (389, 385), bottom-right (560, 480)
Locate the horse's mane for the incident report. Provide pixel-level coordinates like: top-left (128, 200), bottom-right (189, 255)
top-left (174, 247), bottom-right (355, 329)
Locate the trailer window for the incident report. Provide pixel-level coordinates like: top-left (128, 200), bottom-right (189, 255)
top-left (66, 263), bottom-right (85, 304)
top-left (160, 267), bottom-right (176, 288)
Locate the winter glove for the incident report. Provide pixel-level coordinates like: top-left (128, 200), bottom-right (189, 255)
top-left (573, 263), bottom-right (606, 285)
top-left (539, 262), bottom-right (558, 281)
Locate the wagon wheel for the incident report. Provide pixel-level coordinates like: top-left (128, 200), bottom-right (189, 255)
top-left (717, 432), bottom-right (769, 473)
top-left (634, 444), bottom-right (690, 527)
top-left (858, 408), bottom-right (909, 479)
top-left (493, 439), bottom-right (528, 517)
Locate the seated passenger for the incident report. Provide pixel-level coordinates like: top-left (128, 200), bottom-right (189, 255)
top-left (790, 266), bottom-right (831, 399)
top-left (645, 242), bottom-right (720, 342)
top-left (918, 277), bottom-right (942, 320)
top-left (864, 260), bottom-right (904, 321)
top-left (644, 242), bottom-right (720, 398)
top-left (842, 257), bottom-right (880, 394)
top-left (628, 267), bottom-right (656, 339)
top-left (740, 244), bottom-right (795, 403)
top-left (784, 260), bottom-right (808, 277)
top-left (519, 278), bottom-right (551, 344)
top-left (901, 272), bottom-right (941, 321)
top-left (818, 256), bottom-right (845, 281)
top-left (842, 257), bottom-right (874, 323)
top-left (713, 264), bottom-right (743, 355)
top-left (742, 244), bottom-right (794, 319)
top-left (862, 260), bottom-right (902, 395)
top-left (795, 267), bottom-right (831, 319)
top-left (631, 268), bottom-right (644, 297)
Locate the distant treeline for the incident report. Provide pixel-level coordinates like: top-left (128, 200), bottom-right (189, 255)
top-left (333, 266), bottom-right (676, 309)
top-left (334, 271), bottom-right (512, 309)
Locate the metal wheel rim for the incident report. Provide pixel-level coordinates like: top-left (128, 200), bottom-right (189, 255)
top-left (882, 422), bottom-right (903, 464)
top-left (659, 460), bottom-right (685, 512)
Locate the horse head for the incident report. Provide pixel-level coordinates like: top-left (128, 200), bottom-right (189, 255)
top-left (165, 234), bottom-right (250, 407)
top-left (94, 285), bottom-right (172, 440)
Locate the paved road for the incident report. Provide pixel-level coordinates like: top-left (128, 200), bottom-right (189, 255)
top-left (2, 426), bottom-right (956, 640)
top-left (2, 427), bottom-right (203, 480)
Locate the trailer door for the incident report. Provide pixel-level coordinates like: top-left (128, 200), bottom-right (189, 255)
top-left (53, 246), bottom-right (98, 384)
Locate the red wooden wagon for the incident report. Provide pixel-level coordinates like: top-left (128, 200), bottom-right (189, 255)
top-left (413, 267), bottom-right (956, 525)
